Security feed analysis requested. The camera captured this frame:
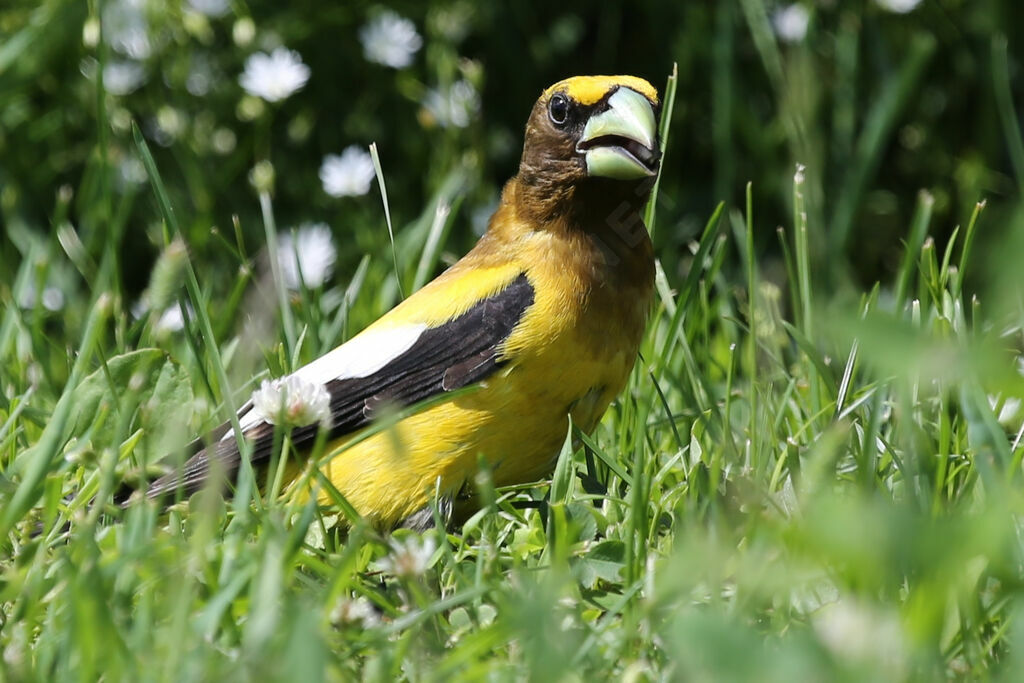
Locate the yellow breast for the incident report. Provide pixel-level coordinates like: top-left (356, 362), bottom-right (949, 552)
top-left (300, 202), bottom-right (653, 529)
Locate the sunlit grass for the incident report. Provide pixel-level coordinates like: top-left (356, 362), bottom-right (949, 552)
top-left (6, 123), bottom-right (1024, 679)
top-left (4, 1), bottom-right (1024, 680)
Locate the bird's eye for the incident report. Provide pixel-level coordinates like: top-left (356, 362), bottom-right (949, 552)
top-left (548, 94), bottom-right (570, 126)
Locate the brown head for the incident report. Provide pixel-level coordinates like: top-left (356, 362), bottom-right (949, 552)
top-left (513, 75), bottom-right (662, 226)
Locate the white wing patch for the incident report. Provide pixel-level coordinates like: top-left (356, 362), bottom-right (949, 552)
top-left (230, 323), bottom-right (428, 436)
top-left (292, 323), bottom-right (428, 383)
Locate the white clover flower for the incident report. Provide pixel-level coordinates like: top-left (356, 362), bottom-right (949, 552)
top-left (320, 146), bottom-right (376, 198)
top-left (239, 48), bottom-right (310, 103)
top-left (278, 223), bottom-right (337, 289)
top-left (330, 595), bottom-right (380, 628)
top-left (103, 61), bottom-right (145, 96)
top-left (359, 10), bottom-right (422, 68)
top-left (422, 80), bottom-right (480, 129)
top-left (103, 0), bottom-right (152, 59)
top-left (875, 0), bottom-right (922, 12)
top-left (156, 307), bottom-right (185, 331)
top-left (374, 535), bottom-right (437, 578)
top-left (187, 0), bottom-right (230, 17)
top-left (773, 4), bottom-right (809, 44)
top-left (251, 375), bottom-right (331, 428)
top-left (153, 302), bottom-right (194, 334)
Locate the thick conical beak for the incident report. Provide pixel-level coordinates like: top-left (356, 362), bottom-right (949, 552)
top-left (577, 87), bottom-right (659, 180)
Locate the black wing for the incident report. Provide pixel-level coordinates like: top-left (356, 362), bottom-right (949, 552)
top-left (138, 273), bottom-right (535, 502)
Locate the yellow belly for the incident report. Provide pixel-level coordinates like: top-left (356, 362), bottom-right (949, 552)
top-left (292, 213), bottom-right (653, 529)
top-left (301, 330), bottom-right (634, 529)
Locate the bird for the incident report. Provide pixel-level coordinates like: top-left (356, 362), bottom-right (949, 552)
top-left (141, 75), bottom-right (662, 530)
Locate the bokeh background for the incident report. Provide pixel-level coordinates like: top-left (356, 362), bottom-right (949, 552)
top-left (3, 0), bottom-right (1022, 300)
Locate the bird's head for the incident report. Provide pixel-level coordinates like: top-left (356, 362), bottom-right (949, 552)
top-left (517, 75), bottom-right (661, 212)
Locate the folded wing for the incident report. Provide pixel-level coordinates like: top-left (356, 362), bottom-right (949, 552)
top-left (141, 273), bottom-right (535, 501)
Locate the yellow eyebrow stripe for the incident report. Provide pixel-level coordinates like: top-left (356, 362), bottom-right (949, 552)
top-left (542, 75), bottom-right (659, 107)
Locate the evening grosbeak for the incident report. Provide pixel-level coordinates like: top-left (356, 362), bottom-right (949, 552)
top-left (144, 75), bottom-right (662, 529)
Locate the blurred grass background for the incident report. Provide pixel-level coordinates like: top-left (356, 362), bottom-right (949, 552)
top-left (4, 1), bottom-right (1023, 290)
top-left (4, 0), bottom-right (1024, 680)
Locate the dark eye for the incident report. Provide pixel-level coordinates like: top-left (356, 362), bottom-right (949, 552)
top-left (548, 94), bottom-right (570, 126)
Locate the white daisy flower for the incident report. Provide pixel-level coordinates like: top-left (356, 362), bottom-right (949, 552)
top-left (239, 48), bottom-right (310, 103)
top-left (422, 80), bottom-right (480, 129)
top-left (278, 223), bottom-right (337, 289)
top-left (319, 146), bottom-right (376, 198)
top-left (250, 375), bottom-right (332, 428)
top-left (359, 10), bottom-right (422, 69)
top-left (374, 534), bottom-right (437, 578)
top-left (330, 595), bottom-right (380, 628)
top-left (875, 0), bottom-right (922, 12)
top-left (773, 4), bottom-right (809, 44)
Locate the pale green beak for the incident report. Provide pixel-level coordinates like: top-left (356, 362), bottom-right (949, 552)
top-left (577, 87), bottom-right (659, 180)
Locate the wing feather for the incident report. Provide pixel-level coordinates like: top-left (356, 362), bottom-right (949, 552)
top-left (139, 273), bottom-right (534, 502)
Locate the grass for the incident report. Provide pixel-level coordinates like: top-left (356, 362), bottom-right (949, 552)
top-left (4, 8), bottom-right (1024, 680)
top-left (7, 134), bottom-right (1024, 682)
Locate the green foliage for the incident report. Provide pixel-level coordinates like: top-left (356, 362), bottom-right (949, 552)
top-left (2, 0), bottom-right (1024, 680)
